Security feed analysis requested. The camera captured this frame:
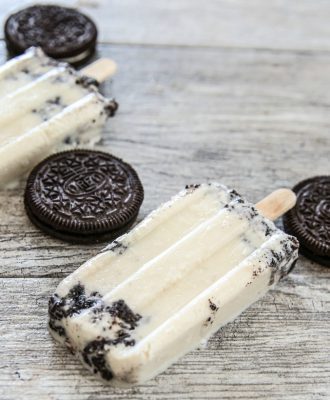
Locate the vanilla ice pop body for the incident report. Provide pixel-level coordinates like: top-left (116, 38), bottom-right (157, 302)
top-left (0, 47), bottom-right (117, 186)
top-left (49, 183), bottom-right (299, 385)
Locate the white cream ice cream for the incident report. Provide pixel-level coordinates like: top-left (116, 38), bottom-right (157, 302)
top-left (0, 47), bottom-right (117, 186)
top-left (49, 183), bottom-right (299, 385)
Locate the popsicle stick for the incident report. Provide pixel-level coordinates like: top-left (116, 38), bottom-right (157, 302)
top-left (81, 58), bottom-right (117, 82)
top-left (255, 188), bottom-right (296, 221)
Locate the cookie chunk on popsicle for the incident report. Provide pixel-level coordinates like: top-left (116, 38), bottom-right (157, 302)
top-left (49, 183), bottom-right (299, 386)
top-left (0, 47), bottom-right (117, 187)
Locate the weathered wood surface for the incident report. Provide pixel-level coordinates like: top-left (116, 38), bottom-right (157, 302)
top-left (0, 0), bottom-right (329, 399)
top-left (3, 0), bottom-right (330, 51)
top-left (1, 44), bottom-right (329, 278)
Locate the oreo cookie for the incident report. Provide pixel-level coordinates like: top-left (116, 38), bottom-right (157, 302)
top-left (5, 5), bottom-right (97, 65)
top-left (24, 150), bottom-right (144, 244)
top-left (283, 176), bottom-right (330, 266)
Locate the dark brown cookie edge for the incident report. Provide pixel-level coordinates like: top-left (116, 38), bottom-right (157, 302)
top-left (283, 176), bottom-right (330, 257)
top-left (24, 149), bottom-right (144, 235)
top-left (299, 245), bottom-right (330, 267)
top-left (4, 5), bottom-right (98, 63)
top-left (25, 197), bottom-right (139, 244)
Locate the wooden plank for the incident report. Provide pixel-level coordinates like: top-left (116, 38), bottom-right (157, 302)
top-left (1, 0), bottom-right (330, 50)
top-left (0, 43), bottom-right (329, 278)
top-left (0, 1), bottom-right (329, 398)
top-left (0, 267), bottom-right (329, 400)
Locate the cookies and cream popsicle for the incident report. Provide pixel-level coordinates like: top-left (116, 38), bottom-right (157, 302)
top-left (0, 47), bottom-right (117, 186)
top-left (49, 183), bottom-right (299, 386)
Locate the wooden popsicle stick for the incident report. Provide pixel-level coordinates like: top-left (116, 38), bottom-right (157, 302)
top-left (255, 188), bottom-right (296, 221)
top-left (81, 58), bottom-right (117, 82)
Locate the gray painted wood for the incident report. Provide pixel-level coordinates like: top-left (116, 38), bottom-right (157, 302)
top-left (0, 1), bottom-right (329, 399)
top-left (1, 0), bottom-right (330, 50)
top-left (1, 44), bottom-right (329, 278)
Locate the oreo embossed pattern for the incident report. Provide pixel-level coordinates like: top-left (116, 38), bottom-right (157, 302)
top-left (5, 5), bottom-right (98, 65)
top-left (24, 150), bottom-right (144, 243)
top-left (283, 176), bottom-right (330, 266)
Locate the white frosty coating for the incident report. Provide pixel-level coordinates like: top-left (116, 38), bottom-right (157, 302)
top-left (49, 183), bottom-right (299, 386)
top-left (0, 47), bottom-right (114, 187)
top-left (57, 183), bottom-right (236, 297)
top-left (0, 48), bottom-right (54, 95)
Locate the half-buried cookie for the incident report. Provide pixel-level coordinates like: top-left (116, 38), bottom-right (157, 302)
top-left (283, 176), bottom-right (330, 266)
top-left (5, 5), bottom-right (98, 65)
top-left (24, 150), bottom-right (144, 244)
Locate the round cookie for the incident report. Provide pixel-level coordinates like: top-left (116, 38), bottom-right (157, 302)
top-left (283, 176), bottom-right (330, 266)
top-left (24, 150), bottom-right (144, 244)
top-left (5, 5), bottom-right (97, 65)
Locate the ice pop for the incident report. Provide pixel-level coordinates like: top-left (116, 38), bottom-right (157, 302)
top-left (49, 183), bottom-right (299, 385)
top-left (0, 47), bottom-right (117, 187)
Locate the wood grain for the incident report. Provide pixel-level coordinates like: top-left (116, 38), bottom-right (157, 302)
top-left (2, 0), bottom-right (330, 51)
top-left (83, 0), bottom-right (330, 51)
top-left (0, 44), bottom-right (329, 277)
top-left (0, 0), bottom-right (329, 399)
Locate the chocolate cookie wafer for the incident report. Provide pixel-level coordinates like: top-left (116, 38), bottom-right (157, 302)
top-left (24, 150), bottom-right (144, 244)
top-left (5, 5), bottom-right (98, 65)
top-left (283, 176), bottom-right (330, 266)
